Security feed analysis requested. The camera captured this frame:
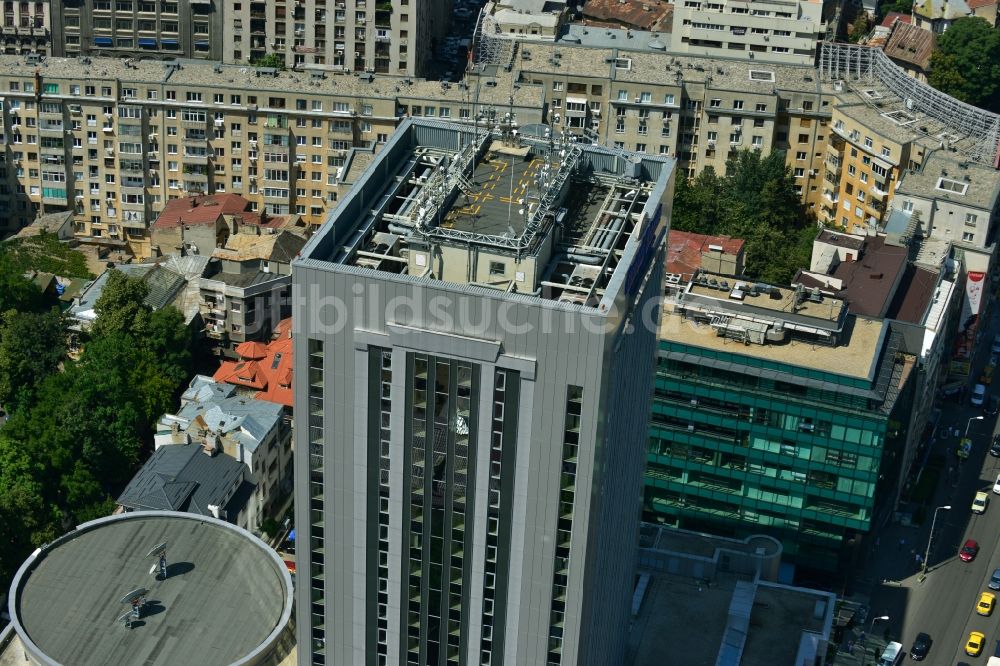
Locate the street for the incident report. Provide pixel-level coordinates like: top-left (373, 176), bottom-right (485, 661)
top-left (862, 305), bottom-right (1000, 665)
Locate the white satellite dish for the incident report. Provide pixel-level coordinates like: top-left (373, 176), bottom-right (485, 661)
top-left (149, 563), bottom-right (159, 575)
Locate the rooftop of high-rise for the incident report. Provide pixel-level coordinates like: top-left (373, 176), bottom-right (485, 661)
top-left (297, 117), bottom-right (674, 309)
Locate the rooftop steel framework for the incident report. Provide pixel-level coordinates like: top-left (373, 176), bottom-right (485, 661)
top-left (818, 41), bottom-right (1000, 165)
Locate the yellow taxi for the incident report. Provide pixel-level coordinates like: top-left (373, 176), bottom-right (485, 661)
top-left (967, 631), bottom-right (986, 656)
top-left (978, 592), bottom-right (996, 616)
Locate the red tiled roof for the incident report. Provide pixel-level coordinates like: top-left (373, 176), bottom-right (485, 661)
top-left (151, 193), bottom-right (258, 229)
top-left (880, 11), bottom-right (914, 26)
top-left (665, 230), bottom-right (745, 279)
top-left (968, 0), bottom-right (996, 9)
top-left (273, 317), bottom-right (293, 340)
top-left (213, 329), bottom-right (294, 408)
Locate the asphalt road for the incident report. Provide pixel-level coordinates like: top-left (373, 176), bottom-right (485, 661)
top-left (880, 309), bottom-right (1000, 665)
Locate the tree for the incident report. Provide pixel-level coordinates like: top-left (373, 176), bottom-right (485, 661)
top-left (89, 270), bottom-right (151, 340)
top-left (670, 148), bottom-right (819, 284)
top-left (877, 0), bottom-right (913, 21)
top-left (929, 17), bottom-right (1000, 111)
top-left (849, 11), bottom-right (872, 43)
top-left (0, 263), bottom-right (42, 315)
top-left (0, 309), bottom-right (66, 412)
top-left (0, 435), bottom-right (58, 584)
top-left (251, 53), bottom-right (286, 70)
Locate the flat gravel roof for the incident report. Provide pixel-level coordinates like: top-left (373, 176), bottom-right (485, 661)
top-left (12, 513), bottom-right (288, 666)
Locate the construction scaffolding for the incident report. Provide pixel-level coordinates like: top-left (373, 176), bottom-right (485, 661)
top-left (818, 41), bottom-right (1000, 165)
top-left (471, 7), bottom-right (517, 69)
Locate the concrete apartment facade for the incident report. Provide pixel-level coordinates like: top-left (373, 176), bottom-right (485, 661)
top-left (0, 0), bottom-right (50, 55)
top-left (50, 0), bottom-right (223, 60)
top-left (221, 0), bottom-right (452, 75)
top-left (670, 0), bottom-right (827, 65)
top-left (0, 55), bottom-right (543, 240)
top-left (292, 119), bottom-right (674, 665)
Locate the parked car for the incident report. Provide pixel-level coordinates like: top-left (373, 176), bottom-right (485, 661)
top-left (877, 641), bottom-right (904, 666)
top-left (988, 395), bottom-right (999, 416)
top-left (979, 592), bottom-right (996, 616)
top-left (966, 631), bottom-right (985, 657)
top-left (960, 539), bottom-right (981, 562)
top-left (989, 567), bottom-right (1000, 590)
top-left (910, 632), bottom-right (932, 660)
top-left (973, 491), bottom-right (990, 514)
top-left (991, 434), bottom-right (1000, 457)
top-left (994, 473), bottom-right (1000, 494)
top-left (972, 383), bottom-right (987, 406)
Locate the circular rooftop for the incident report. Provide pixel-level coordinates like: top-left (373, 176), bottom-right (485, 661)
top-left (9, 511), bottom-right (293, 666)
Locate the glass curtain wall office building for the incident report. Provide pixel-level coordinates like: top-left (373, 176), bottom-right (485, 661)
top-left (292, 119), bottom-right (675, 665)
top-left (644, 279), bottom-right (916, 572)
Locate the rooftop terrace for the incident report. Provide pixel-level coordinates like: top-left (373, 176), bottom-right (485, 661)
top-left (660, 300), bottom-right (885, 380)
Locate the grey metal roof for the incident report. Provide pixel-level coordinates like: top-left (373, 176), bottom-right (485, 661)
top-left (163, 253), bottom-right (212, 278)
top-left (116, 443), bottom-right (251, 518)
top-left (176, 393), bottom-right (284, 453)
top-left (67, 264), bottom-right (186, 323)
top-left (181, 374), bottom-right (237, 405)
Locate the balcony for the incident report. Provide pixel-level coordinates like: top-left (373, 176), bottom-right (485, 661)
top-left (183, 153), bottom-right (209, 165)
top-left (205, 324), bottom-right (228, 340)
top-left (870, 182), bottom-right (890, 197)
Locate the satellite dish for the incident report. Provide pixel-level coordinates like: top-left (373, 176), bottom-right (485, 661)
top-left (149, 563), bottom-right (159, 575)
top-left (146, 542), bottom-right (168, 558)
top-left (119, 588), bottom-right (148, 606)
top-left (116, 610), bottom-right (134, 627)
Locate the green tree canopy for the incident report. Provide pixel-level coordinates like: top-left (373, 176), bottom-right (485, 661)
top-left (0, 266), bottom-right (193, 588)
top-left (0, 309), bottom-right (66, 412)
top-left (90, 269), bottom-right (151, 340)
top-left (251, 53), bottom-right (286, 70)
top-left (929, 17), bottom-right (1000, 111)
top-left (670, 149), bottom-right (818, 284)
top-left (0, 266), bottom-right (43, 314)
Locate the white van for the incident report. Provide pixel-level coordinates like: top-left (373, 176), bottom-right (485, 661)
top-left (878, 642), bottom-right (904, 666)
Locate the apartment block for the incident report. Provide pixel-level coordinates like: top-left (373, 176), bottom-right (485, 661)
top-left (0, 0), bottom-right (49, 55)
top-left (646, 274), bottom-right (917, 571)
top-left (816, 42), bottom-right (1000, 235)
top-left (292, 118), bottom-right (674, 665)
top-left (510, 34), bottom-right (835, 212)
top-left (50, 0), bottom-right (222, 60)
top-left (891, 151), bottom-right (1000, 251)
top-left (0, 54), bottom-right (544, 243)
top-left (670, 0), bottom-right (828, 65)
top-left (222, 0), bottom-right (452, 75)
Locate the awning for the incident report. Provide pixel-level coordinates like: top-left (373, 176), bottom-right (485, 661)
top-left (194, 40), bottom-right (210, 49)
top-left (566, 96), bottom-right (588, 106)
top-left (138, 37), bottom-right (157, 48)
top-left (161, 38), bottom-right (179, 48)
top-left (94, 36), bottom-right (113, 47)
